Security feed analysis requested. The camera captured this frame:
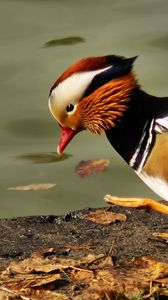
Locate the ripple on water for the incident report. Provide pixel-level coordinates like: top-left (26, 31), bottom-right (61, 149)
top-left (149, 35), bottom-right (168, 49)
top-left (5, 118), bottom-right (57, 139)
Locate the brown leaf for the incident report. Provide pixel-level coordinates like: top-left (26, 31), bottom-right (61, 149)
top-left (23, 289), bottom-right (70, 300)
top-left (1, 272), bottom-right (61, 290)
top-left (29, 274), bottom-right (61, 287)
top-left (8, 183), bottom-right (56, 191)
top-left (0, 286), bottom-right (30, 299)
top-left (81, 209), bottom-right (126, 225)
top-left (75, 159), bottom-right (109, 177)
top-left (2, 248), bottom-right (82, 281)
top-left (87, 254), bottom-right (113, 270)
top-left (71, 268), bottom-right (94, 285)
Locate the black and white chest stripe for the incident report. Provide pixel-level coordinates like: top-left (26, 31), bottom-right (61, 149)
top-left (129, 116), bottom-right (168, 173)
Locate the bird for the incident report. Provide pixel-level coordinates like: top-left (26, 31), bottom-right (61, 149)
top-left (48, 55), bottom-right (168, 215)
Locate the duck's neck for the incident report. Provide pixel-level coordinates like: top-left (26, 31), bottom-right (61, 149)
top-left (106, 88), bottom-right (164, 171)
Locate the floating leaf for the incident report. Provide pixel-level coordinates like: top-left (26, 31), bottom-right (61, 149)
top-left (44, 36), bottom-right (85, 48)
top-left (81, 209), bottom-right (126, 225)
top-left (75, 159), bottom-right (109, 177)
top-left (8, 183), bottom-right (56, 191)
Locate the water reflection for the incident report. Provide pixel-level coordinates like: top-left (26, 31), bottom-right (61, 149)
top-left (0, 0), bottom-right (167, 218)
top-left (149, 36), bottom-right (168, 49)
top-left (6, 118), bottom-right (56, 139)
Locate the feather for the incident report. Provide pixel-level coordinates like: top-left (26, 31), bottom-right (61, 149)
top-left (155, 116), bottom-right (168, 133)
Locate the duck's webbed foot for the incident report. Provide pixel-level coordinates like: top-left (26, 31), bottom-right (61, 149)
top-left (104, 195), bottom-right (168, 215)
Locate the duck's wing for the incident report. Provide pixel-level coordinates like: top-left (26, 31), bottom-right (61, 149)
top-left (155, 116), bottom-right (168, 134)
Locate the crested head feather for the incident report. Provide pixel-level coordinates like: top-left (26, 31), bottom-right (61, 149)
top-left (49, 56), bottom-right (108, 95)
top-left (49, 55), bottom-right (137, 96)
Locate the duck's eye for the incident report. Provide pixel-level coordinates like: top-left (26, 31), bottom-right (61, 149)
top-left (66, 104), bottom-right (74, 113)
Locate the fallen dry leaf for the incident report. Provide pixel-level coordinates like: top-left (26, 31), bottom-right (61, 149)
top-left (0, 286), bottom-right (30, 300)
top-left (8, 183), bottom-right (56, 191)
top-left (81, 209), bottom-right (126, 225)
top-left (87, 253), bottom-right (113, 270)
top-left (23, 289), bottom-right (69, 300)
top-left (75, 159), bottom-right (109, 177)
top-left (4, 250), bottom-right (76, 277)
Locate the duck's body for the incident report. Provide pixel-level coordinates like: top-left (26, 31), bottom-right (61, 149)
top-left (105, 88), bottom-right (168, 200)
top-left (49, 55), bottom-right (168, 213)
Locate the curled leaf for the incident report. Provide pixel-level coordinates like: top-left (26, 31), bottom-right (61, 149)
top-left (75, 159), bottom-right (109, 177)
top-left (8, 183), bottom-right (56, 191)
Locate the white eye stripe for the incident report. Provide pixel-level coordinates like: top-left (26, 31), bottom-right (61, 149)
top-left (49, 66), bottom-right (111, 109)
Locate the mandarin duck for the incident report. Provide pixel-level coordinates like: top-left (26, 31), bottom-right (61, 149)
top-left (49, 55), bottom-right (168, 215)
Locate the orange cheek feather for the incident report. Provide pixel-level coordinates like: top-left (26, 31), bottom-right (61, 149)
top-left (66, 111), bottom-right (82, 130)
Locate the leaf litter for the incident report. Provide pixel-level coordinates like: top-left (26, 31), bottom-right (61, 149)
top-left (0, 248), bottom-right (168, 299)
top-left (0, 203), bottom-right (168, 300)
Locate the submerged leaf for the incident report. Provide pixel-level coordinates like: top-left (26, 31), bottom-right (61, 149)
top-left (19, 152), bottom-right (71, 164)
top-left (76, 159), bottom-right (109, 177)
top-left (8, 183), bottom-right (56, 191)
top-left (44, 36), bottom-right (85, 47)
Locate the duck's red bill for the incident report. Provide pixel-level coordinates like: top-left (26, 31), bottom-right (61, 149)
top-left (57, 127), bottom-right (77, 155)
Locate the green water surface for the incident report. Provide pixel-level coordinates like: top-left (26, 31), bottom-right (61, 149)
top-left (0, 0), bottom-right (168, 218)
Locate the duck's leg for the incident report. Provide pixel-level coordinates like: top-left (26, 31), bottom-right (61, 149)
top-left (104, 195), bottom-right (168, 215)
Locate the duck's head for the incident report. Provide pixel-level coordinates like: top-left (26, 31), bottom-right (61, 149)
top-left (49, 55), bottom-right (138, 154)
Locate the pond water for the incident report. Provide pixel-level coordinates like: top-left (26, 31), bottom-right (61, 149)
top-left (0, 0), bottom-right (168, 218)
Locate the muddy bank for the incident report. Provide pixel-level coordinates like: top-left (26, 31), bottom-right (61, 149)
top-left (0, 204), bottom-right (168, 299)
